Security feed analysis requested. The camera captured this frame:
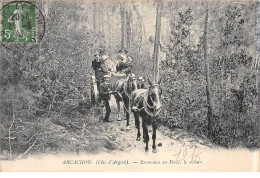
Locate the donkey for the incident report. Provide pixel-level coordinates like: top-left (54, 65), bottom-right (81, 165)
top-left (131, 78), bottom-right (162, 153)
top-left (112, 74), bottom-right (138, 130)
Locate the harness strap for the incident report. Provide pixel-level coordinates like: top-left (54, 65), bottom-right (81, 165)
top-left (134, 92), bottom-right (161, 117)
top-left (143, 94), bottom-right (161, 117)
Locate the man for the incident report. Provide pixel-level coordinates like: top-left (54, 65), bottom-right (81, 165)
top-left (116, 49), bottom-right (128, 72)
top-left (123, 55), bottom-right (134, 74)
top-left (92, 51), bottom-right (102, 90)
top-left (100, 55), bottom-right (111, 80)
top-left (99, 75), bottom-right (114, 122)
top-left (137, 76), bottom-right (146, 89)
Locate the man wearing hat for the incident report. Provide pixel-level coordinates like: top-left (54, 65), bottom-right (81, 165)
top-left (99, 75), bottom-right (114, 122)
top-left (137, 76), bottom-right (146, 89)
top-left (92, 51), bottom-right (102, 90)
top-left (100, 55), bottom-right (111, 80)
top-left (116, 49), bottom-right (128, 72)
top-left (123, 55), bottom-right (134, 74)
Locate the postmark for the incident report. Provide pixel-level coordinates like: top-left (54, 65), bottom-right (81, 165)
top-left (0, 1), bottom-right (45, 50)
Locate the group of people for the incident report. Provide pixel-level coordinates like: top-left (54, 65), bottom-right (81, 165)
top-left (116, 49), bottom-right (133, 74)
top-left (91, 49), bottom-right (146, 122)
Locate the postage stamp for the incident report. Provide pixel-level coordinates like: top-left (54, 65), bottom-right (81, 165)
top-left (1, 1), bottom-right (36, 43)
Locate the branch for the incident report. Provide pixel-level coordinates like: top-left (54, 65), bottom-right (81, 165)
top-left (8, 99), bottom-right (16, 159)
top-left (16, 137), bottom-right (38, 160)
top-left (5, 137), bottom-right (16, 140)
top-left (0, 124), bottom-right (5, 130)
top-left (10, 129), bottom-right (29, 134)
top-left (26, 128), bottom-right (41, 144)
top-left (26, 121), bottom-right (51, 144)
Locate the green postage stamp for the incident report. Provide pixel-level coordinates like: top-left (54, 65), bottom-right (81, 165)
top-left (1, 1), bottom-right (36, 43)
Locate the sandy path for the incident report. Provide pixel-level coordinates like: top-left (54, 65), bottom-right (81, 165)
top-left (87, 96), bottom-right (216, 157)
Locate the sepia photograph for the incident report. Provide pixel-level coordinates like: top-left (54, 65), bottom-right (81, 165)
top-left (0, 0), bottom-right (259, 172)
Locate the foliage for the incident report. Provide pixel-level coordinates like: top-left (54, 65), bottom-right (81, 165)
top-left (160, 3), bottom-right (259, 149)
top-left (0, 1), bottom-right (259, 160)
top-left (0, 2), bottom-right (93, 159)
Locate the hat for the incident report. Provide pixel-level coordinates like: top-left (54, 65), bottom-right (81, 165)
top-left (102, 55), bottom-right (109, 60)
top-left (103, 75), bottom-right (110, 78)
top-left (119, 49), bottom-right (128, 53)
top-left (94, 52), bottom-right (100, 56)
top-left (138, 76), bottom-right (143, 80)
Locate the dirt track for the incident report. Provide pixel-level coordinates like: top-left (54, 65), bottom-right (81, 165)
top-left (0, 96), bottom-right (217, 165)
top-left (32, 95), bottom-right (218, 160)
top-left (70, 96), bottom-right (217, 157)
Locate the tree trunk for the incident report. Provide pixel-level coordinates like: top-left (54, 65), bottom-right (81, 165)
top-left (133, 3), bottom-right (143, 65)
top-left (93, 1), bottom-right (98, 47)
top-left (219, 59), bottom-right (224, 119)
top-left (93, 1), bottom-right (96, 34)
top-left (107, 7), bottom-right (111, 53)
top-left (252, 4), bottom-right (258, 69)
top-left (126, 9), bottom-right (131, 51)
top-left (153, 1), bottom-right (163, 82)
top-left (120, 4), bottom-right (125, 50)
top-left (203, 4), bottom-right (213, 138)
top-left (99, 3), bottom-right (105, 48)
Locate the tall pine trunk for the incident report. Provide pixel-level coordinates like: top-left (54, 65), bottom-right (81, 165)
top-left (99, 3), bottom-right (105, 49)
top-left (126, 9), bottom-right (131, 51)
top-left (120, 4), bottom-right (125, 50)
top-left (203, 4), bottom-right (213, 138)
top-left (153, 1), bottom-right (163, 82)
top-left (107, 7), bottom-right (111, 53)
top-left (93, 1), bottom-right (97, 47)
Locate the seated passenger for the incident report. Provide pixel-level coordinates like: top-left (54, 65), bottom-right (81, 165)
top-left (116, 49), bottom-right (128, 72)
top-left (102, 55), bottom-right (112, 72)
top-left (100, 56), bottom-right (111, 82)
top-left (123, 55), bottom-right (134, 74)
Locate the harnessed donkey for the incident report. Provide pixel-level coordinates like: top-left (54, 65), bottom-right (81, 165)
top-left (131, 78), bottom-right (162, 153)
top-left (112, 74), bottom-right (138, 130)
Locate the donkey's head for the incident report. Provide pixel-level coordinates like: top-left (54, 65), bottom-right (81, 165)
top-left (147, 78), bottom-right (162, 111)
top-left (126, 74), bottom-right (138, 93)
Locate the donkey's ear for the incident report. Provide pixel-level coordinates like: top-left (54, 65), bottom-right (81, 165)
top-left (148, 77), bottom-right (152, 85)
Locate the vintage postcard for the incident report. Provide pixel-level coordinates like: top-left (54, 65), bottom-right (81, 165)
top-left (0, 0), bottom-right (259, 172)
